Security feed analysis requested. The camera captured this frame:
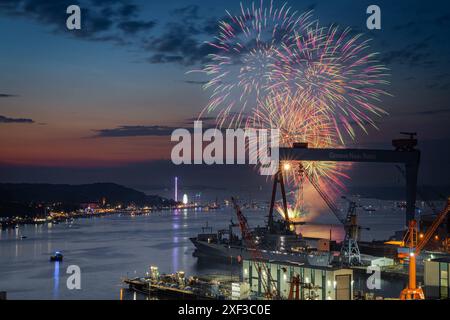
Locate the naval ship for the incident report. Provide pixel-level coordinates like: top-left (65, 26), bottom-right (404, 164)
top-left (190, 216), bottom-right (334, 267)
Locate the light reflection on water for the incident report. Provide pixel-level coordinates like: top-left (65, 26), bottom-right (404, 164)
top-left (0, 206), bottom-right (405, 300)
top-left (53, 261), bottom-right (60, 299)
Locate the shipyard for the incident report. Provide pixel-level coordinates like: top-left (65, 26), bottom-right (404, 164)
top-left (1, 0), bottom-right (450, 315)
top-left (119, 134), bottom-right (450, 301)
top-left (2, 136), bottom-right (449, 301)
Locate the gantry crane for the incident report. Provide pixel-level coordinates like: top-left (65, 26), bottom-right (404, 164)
top-left (396, 165), bottom-right (442, 215)
top-left (269, 160), bottom-right (365, 266)
top-left (231, 197), bottom-right (276, 299)
top-left (268, 167), bottom-right (290, 231)
top-left (279, 134), bottom-right (421, 226)
top-left (396, 165), bottom-right (449, 251)
top-left (268, 161), bottom-right (344, 227)
top-left (400, 197), bottom-right (450, 300)
top-left (340, 197), bottom-right (369, 266)
top-left (302, 168), bottom-right (365, 266)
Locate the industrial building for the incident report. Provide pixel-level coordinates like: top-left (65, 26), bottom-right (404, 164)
top-left (424, 257), bottom-right (450, 299)
top-left (361, 255), bottom-right (395, 268)
top-left (242, 260), bottom-right (353, 300)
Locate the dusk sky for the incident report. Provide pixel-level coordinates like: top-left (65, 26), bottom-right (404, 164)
top-left (1, 0), bottom-right (449, 197)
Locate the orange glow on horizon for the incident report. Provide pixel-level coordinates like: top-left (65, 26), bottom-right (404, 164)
top-left (0, 125), bottom-right (172, 166)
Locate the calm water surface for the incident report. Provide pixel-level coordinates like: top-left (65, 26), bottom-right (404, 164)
top-left (0, 203), bottom-right (407, 300)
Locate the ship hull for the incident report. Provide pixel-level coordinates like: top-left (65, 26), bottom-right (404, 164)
top-left (190, 238), bottom-right (333, 267)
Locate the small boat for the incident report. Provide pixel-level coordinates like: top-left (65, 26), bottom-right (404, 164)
top-left (50, 252), bottom-right (63, 262)
top-left (20, 236), bottom-right (27, 239)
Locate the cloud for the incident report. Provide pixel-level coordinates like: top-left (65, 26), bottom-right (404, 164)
top-left (0, 0), bottom-right (156, 45)
top-left (380, 36), bottom-right (435, 67)
top-left (394, 107), bottom-right (450, 117)
top-left (184, 80), bottom-right (208, 85)
top-left (425, 73), bottom-right (450, 91)
top-left (145, 3), bottom-right (316, 66)
top-left (142, 4), bottom-right (227, 66)
top-left (0, 115), bottom-right (34, 124)
top-left (426, 83), bottom-right (450, 91)
top-left (436, 13), bottom-right (450, 26)
top-left (0, 93), bottom-right (17, 98)
top-left (171, 5), bottom-right (200, 22)
top-left (0, 1), bottom-right (217, 66)
top-left (115, 3), bottom-right (138, 18)
top-left (147, 54), bottom-right (183, 64)
top-left (144, 21), bottom-right (217, 66)
top-left (184, 116), bottom-right (216, 122)
top-left (92, 125), bottom-right (176, 138)
top-left (393, 21), bottom-right (417, 31)
top-left (91, 118), bottom-right (219, 138)
top-left (394, 12), bottom-right (450, 32)
top-left (407, 108), bottom-right (450, 116)
top-left (118, 20), bottom-right (156, 34)
top-left (0, 1), bottom-right (234, 66)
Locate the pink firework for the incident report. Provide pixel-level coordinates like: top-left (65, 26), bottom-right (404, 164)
top-left (250, 92), bottom-right (350, 210)
top-left (199, 1), bottom-right (314, 128)
top-left (194, 4), bottom-right (391, 216)
top-left (270, 24), bottom-right (391, 142)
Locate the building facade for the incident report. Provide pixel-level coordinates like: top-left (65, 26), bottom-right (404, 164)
top-left (242, 260), bottom-right (353, 300)
top-left (424, 257), bottom-right (450, 299)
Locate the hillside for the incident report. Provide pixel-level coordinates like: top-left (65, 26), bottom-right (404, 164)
top-left (0, 183), bottom-right (174, 217)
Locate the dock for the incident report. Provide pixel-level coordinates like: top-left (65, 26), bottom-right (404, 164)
top-left (123, 277), bottom-right (214, 300)
top-left (122, 268), bottom-right (235, 300)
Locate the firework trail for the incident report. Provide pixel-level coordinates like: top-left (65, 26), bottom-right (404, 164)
top-left (198, 0), bottom-right (314, 128)
top-left (269, 24), bottom-right (391, 142)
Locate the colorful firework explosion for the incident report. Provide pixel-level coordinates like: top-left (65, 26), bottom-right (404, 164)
top-left (196, 2), bottom-right (390, 218)
top-left (251, 92), bottom-right (350, 215)
top-left (198, 0), bottom-right (314, 128)
top-left (270, 24), bottom-right (391, 142)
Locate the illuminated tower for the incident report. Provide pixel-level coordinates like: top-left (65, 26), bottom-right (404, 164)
top-left (175, 177), bottom-right (178, 202)
top-left (183, 194), bottom-right (188, 205)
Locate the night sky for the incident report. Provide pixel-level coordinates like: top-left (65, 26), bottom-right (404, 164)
top-left (1, 0), bottom-right (449, 198)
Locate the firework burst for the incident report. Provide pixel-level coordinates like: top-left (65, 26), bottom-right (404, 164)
top-left (198, 1), bottom-right (314, 128)
top-left (251, 92), bottom-right (350, 214)
top-left (270, 24), bottom-right (391, 141)
top-left (195, 2), bottom-right (390, 218)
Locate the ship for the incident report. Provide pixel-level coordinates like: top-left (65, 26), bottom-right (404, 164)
top-left (50, 251), bottom-right (63, 262)
top-left (190, 218), bottom-right (335, 267)
top-left (123, 267), bottom-right (229, 300)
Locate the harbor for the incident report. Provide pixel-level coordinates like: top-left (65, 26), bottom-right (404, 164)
top-left (1, 0), bottom-right (450, 307)
top-left (120, 145), bottom-right (450, 301)
top-left (0, 202), bottom-right (413, 300)
top-left (123, 192), bottom-right (448, 300)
